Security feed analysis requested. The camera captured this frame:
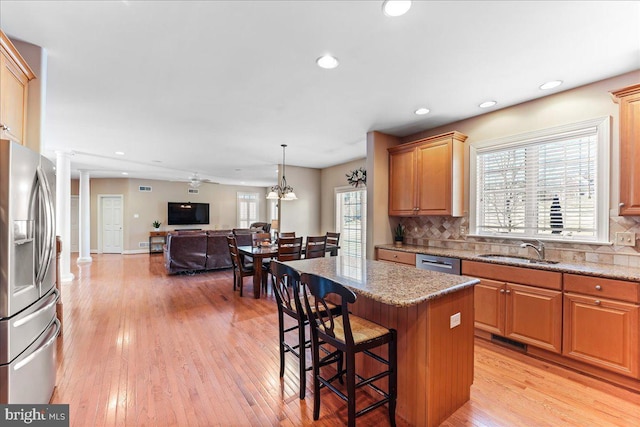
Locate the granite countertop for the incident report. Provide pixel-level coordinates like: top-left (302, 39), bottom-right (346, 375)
top-left (283, 256), bottom-right (479, 308)
top-left (377, 244), bottom-right (640, 282)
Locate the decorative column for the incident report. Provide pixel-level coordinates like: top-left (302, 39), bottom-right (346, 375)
top-left (77, 170), bottom-right (92, 263)
top-left (55, 150), bottom-right (74, 282)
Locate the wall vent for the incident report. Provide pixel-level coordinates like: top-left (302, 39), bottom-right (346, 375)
top-left (139, 186), bottom-right (152, 192)
top-left (491, 334), bottom-right (527, 352)
top-left (188, 188), bottom-right (199, 194)
top-left (139, 242), bottom-right (149, 248)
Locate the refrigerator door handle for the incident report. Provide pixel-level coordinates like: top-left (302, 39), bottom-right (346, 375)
top-left (35, 167), bottom-right (55, 285)
top-left (13, 318), bottom-right (60, 371)
top-left (13, 289), bottom-right (59, 328)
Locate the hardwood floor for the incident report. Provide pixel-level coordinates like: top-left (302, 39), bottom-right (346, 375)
top-left (52, 254), bottom-right (640, 426)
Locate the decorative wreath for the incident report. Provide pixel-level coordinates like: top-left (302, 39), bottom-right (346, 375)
top-left (346, 167), bottom-right (366, 187)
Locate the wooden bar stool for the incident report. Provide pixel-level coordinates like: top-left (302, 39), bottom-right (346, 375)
top-left (270, 261), bottom-right (341, 399)
top-left (301, 272), bottom-right (397, 427)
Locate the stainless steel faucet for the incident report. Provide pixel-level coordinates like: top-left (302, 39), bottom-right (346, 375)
top-left (520, 240), bottom-right (545, 260)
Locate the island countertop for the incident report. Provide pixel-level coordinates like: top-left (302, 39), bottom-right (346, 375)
top-left (283, 255), bottom-right (479, 308)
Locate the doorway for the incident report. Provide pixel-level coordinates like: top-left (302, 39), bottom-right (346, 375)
top-left (98, 195), bottom-right (123, 254)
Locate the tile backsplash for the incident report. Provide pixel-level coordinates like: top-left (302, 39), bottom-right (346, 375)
top-left (402, 215), bottom-right (640, 268)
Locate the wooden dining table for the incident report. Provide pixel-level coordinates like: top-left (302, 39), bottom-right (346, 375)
top-left (237, 244), bottom-right (339, 298)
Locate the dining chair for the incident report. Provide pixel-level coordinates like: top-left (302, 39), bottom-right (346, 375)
top-left (279, 231), bottom-right (296, 239)
top-left (270, 261), bottom-right (342, 400)
top-left (304, 236), bottom-right (326, 259)
top-left (301, 272), bottom-right (397, 427)
top-left (277, 236), bottom-right (303, 261)
top-left (252, 232), bottom-right (273, 292)
top-left (226, 235), bottom-right (255, 297)
top-left (325, 232), bottom-right (340, 256)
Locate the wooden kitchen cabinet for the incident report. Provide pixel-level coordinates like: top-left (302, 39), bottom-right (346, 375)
top-left (563, 273), bottom-right (640, 378)
top-left (463, 260), bottom-right (563, 353)
top-left (612, 83), bottom-right (640, 216)
top-left (0, 30), bottom-right (35, 145)
top-left (388, 131), bottom-right (467, 217)
top-left (376, 248), bottom-right (416, 266)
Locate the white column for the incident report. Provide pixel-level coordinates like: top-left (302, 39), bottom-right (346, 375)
top-left (55, 150), bottom-right (74, 282)
top-left (77, 170), bottom-right (92, 263)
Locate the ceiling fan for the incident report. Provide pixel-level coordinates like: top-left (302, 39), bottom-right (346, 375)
top-left (188, 173), bottom-right (217, 188)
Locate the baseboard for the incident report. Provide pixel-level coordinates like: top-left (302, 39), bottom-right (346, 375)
top-left (122, 249), bottom-right (149, 255)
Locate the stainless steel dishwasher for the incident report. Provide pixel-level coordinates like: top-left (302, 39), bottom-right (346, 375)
top-left (415, 254), bottom-right (461, 275)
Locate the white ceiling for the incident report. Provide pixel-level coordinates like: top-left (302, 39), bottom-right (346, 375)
top-left (2, 1), bottom-right (639, 187)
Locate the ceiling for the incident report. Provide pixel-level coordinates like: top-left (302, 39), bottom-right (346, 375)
top-left (1, 1), bottom-right (639, 187)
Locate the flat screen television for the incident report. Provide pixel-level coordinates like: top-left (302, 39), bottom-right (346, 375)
top-left (167, 202), bottom-right (210, 225)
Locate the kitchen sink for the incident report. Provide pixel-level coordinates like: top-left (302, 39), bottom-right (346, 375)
top-left (477, 254), bottom-right (559, 265)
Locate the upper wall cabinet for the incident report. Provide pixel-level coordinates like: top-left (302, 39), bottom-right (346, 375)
top-left (388, 131), bottom-right (467, 217)
top-left (0, 30), bottom-right (35, 145)
top-left (612, 83), bottom-right (640, 216)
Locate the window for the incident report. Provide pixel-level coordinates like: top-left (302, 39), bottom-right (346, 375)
top-left (470, 117), bottom-right (609, 243)
top-left (237, 192), bottom-right (259, 228)
top-left (335, 187), bottom-right (367, 257)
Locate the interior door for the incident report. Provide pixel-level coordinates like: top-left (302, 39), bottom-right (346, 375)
top-left (101, 196), bottom-right (123, 254)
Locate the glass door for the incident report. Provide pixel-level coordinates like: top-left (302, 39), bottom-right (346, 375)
top-left (335, 187), bottom-right (366, 257)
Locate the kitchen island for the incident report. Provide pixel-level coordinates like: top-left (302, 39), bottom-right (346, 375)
top-left (284, 256), bottom-right (479, 427)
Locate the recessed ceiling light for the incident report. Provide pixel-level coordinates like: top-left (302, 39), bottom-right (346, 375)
top-left (382, 0), bottom-right (412, 17)
top-left (115, 151), bottom-right (125, 155)
top-left (121, 172), bottom-right (128, 175)
top-left (539, 80), bottom-right (563, 90)
top-left (414, 107), bottom-right (430, 115)
top-left (151, 160), bottom-right (162, 163)
top-left (316, 54), bottom-right (339, 69)
top-left (479, 100), bottom-right (497, 109)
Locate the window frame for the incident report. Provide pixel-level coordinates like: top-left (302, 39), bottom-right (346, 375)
top-left (469, 116), bottom-right (610, 244)
top-left (236, 191), bottom-right (260, 228)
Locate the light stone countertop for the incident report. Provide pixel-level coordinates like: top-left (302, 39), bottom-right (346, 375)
top-left (283, 256), bottom-right (479, 308)
top-left (377, 244), bottom-right (640, 282)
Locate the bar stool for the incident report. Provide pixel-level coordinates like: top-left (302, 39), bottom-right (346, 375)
top-left (301, 272), bottom-right (397, 427)
top-left (270, 261), bottom-right (341, 399)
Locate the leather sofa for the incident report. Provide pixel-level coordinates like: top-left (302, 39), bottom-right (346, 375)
top-left (164, 230), bottom-right (233, 274)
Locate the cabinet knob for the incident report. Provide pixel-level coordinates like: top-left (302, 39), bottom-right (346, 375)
top-left (393, 255), bottom-right (398, 258)
top-left (500, 289), bottom-right (505, 294)
top-left (594, 300), bottom-right (601, 305)
top-left (1, 124), bottom-right (9, 131)
top-left (595, 285), bottom-right (602, 291)
top-left (619, 202), bottom-right (625, 207)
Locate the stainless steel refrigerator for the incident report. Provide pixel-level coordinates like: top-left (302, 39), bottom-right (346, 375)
top-left (0, 139), bottom-right (60, 403)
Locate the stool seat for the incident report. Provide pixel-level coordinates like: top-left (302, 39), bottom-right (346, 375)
top-left (330, 315), bottom-right (391, 345)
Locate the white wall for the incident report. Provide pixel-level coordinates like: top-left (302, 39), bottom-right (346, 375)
top-left (279, 165), bottom-right (321, 238)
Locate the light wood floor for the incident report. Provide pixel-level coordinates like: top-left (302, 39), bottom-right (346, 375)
top-left (52, 254), bottom-right (640, 426)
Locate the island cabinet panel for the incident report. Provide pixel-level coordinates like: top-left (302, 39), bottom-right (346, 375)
top-left (612, 83), bottom-right (640, 216)
top-left (349, 287), bottom-right (475, 427)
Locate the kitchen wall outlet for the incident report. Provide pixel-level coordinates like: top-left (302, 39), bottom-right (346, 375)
top-left (450, 312), bottom-right (461, 329)
top-left (615, 231), bottom-right (636, 247)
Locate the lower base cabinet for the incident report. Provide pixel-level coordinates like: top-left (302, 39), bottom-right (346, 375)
top-left (563, 274), bottom-right (640, 379)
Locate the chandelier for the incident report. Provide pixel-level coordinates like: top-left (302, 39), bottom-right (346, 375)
top-left (267, 144), bottom-right (297, 200)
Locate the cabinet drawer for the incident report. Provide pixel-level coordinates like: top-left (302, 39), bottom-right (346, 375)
top-left (564, 274), bottom-right (640, 303)
top-left (462, 260), bottom-right (562, 290)
top-left (377, 249), bottom-right (416, 266)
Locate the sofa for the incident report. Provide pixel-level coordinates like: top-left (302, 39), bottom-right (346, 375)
top-left (164, 230), bottom-right (233, 274)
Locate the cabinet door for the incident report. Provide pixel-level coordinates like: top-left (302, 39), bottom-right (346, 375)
top-left (563, 293), bottom-right (639, 378)
top-left (416, 139), bottom-right (451, 215)
top-left (474, 278), bottom-right (505, 335)
top-left (616, 85), bottom-right (640, 215)
top-left (388, 147), bottom-right (417, 216)
top-left (0, 51), bottom-right (29, 144)
top-left (505, 283), bottom-right (562, 353)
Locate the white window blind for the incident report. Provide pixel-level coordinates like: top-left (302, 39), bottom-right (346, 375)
top-left (471, 117), bottom-right (609, 243)
top-left (237, 192), bottom-right (258, 228)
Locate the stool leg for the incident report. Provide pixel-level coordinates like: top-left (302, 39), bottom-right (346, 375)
top-left (278, 311), bottom-right (285, 378)
top-left (312, 339), bottom-right (321, 420)
top-left (389, 331), bottom-right (398, 427)
top-left (298, 318), bottom-right (306, 399)
top-left (346, 352), bottom-right (356, 427)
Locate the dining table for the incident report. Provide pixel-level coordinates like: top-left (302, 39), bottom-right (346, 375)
top-left (237, 243), bottom-right (339, 298)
